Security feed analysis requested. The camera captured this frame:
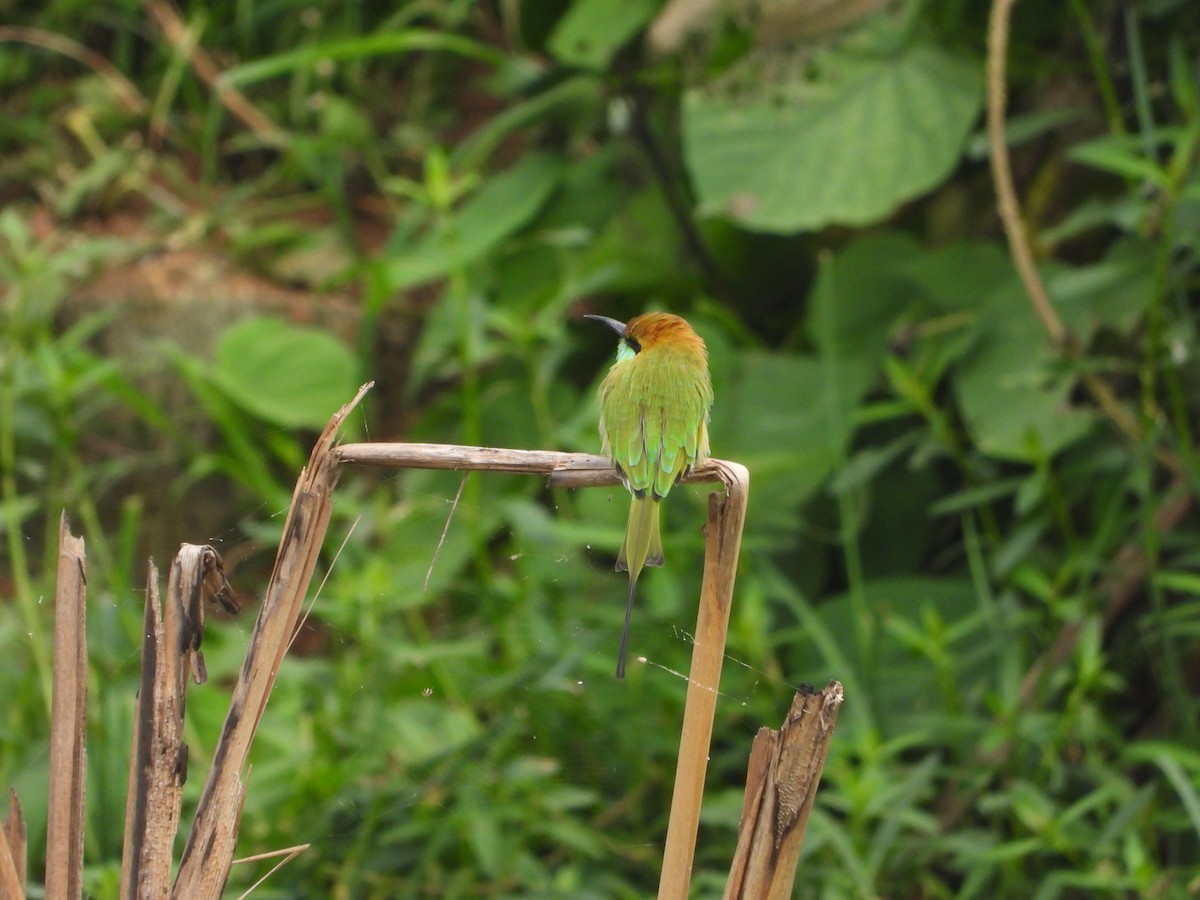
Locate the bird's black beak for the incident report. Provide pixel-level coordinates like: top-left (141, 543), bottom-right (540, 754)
top-left (583, 314), bottom-right (627, 337)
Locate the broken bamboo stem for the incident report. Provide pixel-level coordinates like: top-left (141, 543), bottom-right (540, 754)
top-left (659, 461), bottom-right (750, 900)
top-left (724, 682), bottom-right (844, 899)
top-left (172, 384), bottom-right (369, 897)
top-left (0, 789), bottom-right (24, 898)
top-left (45, 513), bottom-right (87, 900)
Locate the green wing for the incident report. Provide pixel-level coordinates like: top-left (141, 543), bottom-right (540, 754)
top-left (597, 350), bottom-right (712, 500)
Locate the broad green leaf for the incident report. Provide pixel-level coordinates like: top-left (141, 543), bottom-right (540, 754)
top-left (953, 279), bottom-right (1094, 462)
top-left (713, 351), bottom-right (873, 523)
top-left (780, 575), bottom-right (985, 736)
top-left (920, 240), bottom-right (1150, 462)
top-left (575, 184), bottom-right (685, 295)
top-left (213, 317), bottom-right (359, 429)
top-left (902, 241), bottom-right (1014, 312)
top-left (386, 153), bottom-right (563, 290)
top-left (810, 232), bottom-right (923, 363)
top-left (684, 41), bottom-right (983, 232)
top-left (1052, 237), bottom-right (1155, 337)
top-left (547, 0), bottom-right (659, 69)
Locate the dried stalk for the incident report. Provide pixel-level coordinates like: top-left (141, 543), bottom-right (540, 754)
top-left (172, 384), bottom-right (370, 897)
top-left (45, 512), bottom-right (87, 900)
top-left (986, 0), bottom-right (1064, 344)
top-left (0, 26), bottom-right (147, 114)
top-left (986, 0), bottom-right (1167, 464)
top-left (339, 442), bottom-right (728, 489)
top-left (121, 546), bottom-right (232, 898)
top-left (141, 0), bottom-right (285, 145)
top-left (339, 443), bottom-right (752, 899)
top-left (0, 789), bottom-right (25, 898)
top-left (724, 683), bottom-right (844, 899)
top-left (659, 461), bottom-right (750, 900)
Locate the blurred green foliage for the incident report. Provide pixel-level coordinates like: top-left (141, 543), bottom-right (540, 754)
top-left (2, 0), bottom-right (1200, 897)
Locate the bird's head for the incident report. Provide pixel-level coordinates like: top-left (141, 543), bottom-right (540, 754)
top-left (584, 312), bottom-right (705, 362)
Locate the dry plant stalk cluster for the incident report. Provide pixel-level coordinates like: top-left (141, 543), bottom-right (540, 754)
top-left (1, 385), bottom-right (839, 899)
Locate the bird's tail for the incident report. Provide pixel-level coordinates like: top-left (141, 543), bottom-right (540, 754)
top-left (615, 496), bottom-right (662, 679)
top-left (616, 495), bottom-right (663, 575)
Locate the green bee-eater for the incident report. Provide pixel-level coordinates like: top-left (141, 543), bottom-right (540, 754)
top-left (585, 312), bottom-right (713, 678)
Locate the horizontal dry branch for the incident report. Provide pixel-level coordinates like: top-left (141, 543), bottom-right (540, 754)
top-left (335, 443), bottom-right (735, 490)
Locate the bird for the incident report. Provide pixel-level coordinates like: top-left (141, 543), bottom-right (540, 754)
top-left (584, 312), bottom-right (713, 678)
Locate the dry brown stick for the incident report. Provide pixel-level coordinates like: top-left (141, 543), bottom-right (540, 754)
top-left (121, 547), bottom-right (223, 899)
top-left (339, 442), bottom-right (750, 896)
top-left (340, 442), bottom-right (729, 489)
top-left (724, 682), bottom-right (844, 900)
top-left (0, 26), bottom-right (147, 115)
top-left (173, 384), bottom-right (371, 898)
top-left (141, 0), bottom-right (286, 145)
top-left (984, 0), bottom-right (1188, 737)
top-left (120, 561), bottom-right (165, 897)
top-left (0, 789), bottom-right (25, 899)
top-left (986, 0), bottom-right (1164, 462)
top-left (45, 512), bottom-right (87, 900)
top-left (986, 0), bottom-right (1064, 344)
top-left (659, 461), bottom-right (750, 900)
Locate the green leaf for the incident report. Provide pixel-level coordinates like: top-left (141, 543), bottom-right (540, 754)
top-left (1052, 237), bottom-right (1155, 337)
top-left (902, 241), bottom-right (1014, 312)
top-left (713, 351), bottom-right (873, 521)
top-left (547, 0), bottom-right (659, 69)
top-left (953, 278), bottom-right (1094, 462)
top-left (212, 317), bottom-right (359, 429)
top-left (1068, 135), bottom-right (1170, 186)
top-left (810, 232), bottom-right (922, 363)
top-left (385, 153), bottom-right (564, 290)
top-left (790, 575), bottom-right (986, 736)
top-left (683, 41), bottom-right (983, 232)
top-left (223, 29), bottom-right (503, 86)
top-left (386, 700), bottom-right (482, 767)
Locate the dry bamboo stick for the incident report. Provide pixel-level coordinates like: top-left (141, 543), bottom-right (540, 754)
top-left (658, 461), bottom-right (750, 900)
top-left (724, 682), bottom-right (844, 899)
top-left (173, 384), bottom-right (370, 898)
top-left (339, 441), bottom-right (751, 899)
top-left (121, 546), bottom-right (227, 898)
top-left (0, 789), bottom-right (24, 899)
top-left (120, 562), bottom-right (165, 897)
top-left (45, 512), bottom-right (87, 900)
top-left (338, 442), bottom-right (729, 489)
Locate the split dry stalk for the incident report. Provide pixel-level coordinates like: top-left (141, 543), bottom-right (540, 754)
top-left (171, 384), bottom-right (370, 897)
top-left (45, 513), bottom-right (87, 900)
top-left (121, 546), bottom-right (232, 898)
top-left (1, 789), bottom-right (25, 898)
top-left (724, 682), bottom-right (844, 899)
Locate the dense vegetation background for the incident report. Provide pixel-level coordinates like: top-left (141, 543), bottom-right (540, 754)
top-left (2, 0), bottom-right (1199, 896)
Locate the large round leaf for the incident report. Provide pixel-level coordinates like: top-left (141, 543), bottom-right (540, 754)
top-left (214, 317), bottom-right (359, 429)
top-left (683, 41), bottom-right (983, 232)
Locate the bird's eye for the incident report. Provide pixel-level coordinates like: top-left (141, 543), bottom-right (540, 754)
top-left (624, 337), bottom-right (641, 353)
